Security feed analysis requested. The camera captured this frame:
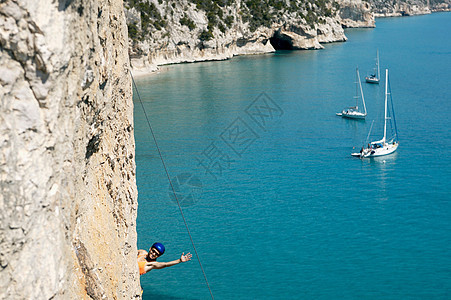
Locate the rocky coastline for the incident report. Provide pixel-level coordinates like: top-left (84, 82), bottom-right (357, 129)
top-left (126, 0), bottom-right (450, 78)
top-left (125, 0), bottom-right (361, 77)
top-left (368, 0), bottom-right (451, 17)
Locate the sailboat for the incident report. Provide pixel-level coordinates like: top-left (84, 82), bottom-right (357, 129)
top-left (352, 69), bottom-right (399, 158)
top-left (336, 67), bottom-right (367, 119)
top-left (365, 50), bottom-right (380, 84)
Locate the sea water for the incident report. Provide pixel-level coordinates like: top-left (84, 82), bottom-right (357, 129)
top-left (134, 13), bottom-right (451, 299)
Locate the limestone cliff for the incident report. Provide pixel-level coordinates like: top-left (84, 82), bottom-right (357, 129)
top-left (0, 0), bottom-right (140, 299)
top-left (337, 0), bottom-right (375, 27)
top-left (367, 0), bottom-right (451, 17)
top-left (125, 0), bottom-right (360, 75)
top-left (125, 0), bottom-right (451, 74)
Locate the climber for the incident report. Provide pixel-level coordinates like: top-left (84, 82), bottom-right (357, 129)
top-left (137, 242), bottom-right (192, 275)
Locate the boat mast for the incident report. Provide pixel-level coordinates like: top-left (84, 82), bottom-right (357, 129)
top-left (357, 68), bottom-right (367, 115)
top-left (354, 68), bottom-right (359, 109)
top-left (383, 69), bottom-right (388, 144)
top-left (376, 50), bottom-right (380, 80)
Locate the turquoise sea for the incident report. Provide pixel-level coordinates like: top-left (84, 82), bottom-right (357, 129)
top-left (134, 13), bottom-right (451, 299)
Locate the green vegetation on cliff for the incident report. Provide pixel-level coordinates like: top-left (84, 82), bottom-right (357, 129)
top-left (124, 0), bottom-right (341, 42)
top-left (126, 0), bottom-right (166, 39)
top-left (124, 0), bottom-right (450, 45)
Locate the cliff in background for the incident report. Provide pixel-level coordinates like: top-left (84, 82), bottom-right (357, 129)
top-left (367, 0), bottom-right (451, 17)
top-left (0, 0), bottom-right (140, 298)
top-left (124, 0), bottom-right (450, 74)
top-left (125, 0), bottom-right (365, 75)
top-left (337, 0), bottom-right (374, 28)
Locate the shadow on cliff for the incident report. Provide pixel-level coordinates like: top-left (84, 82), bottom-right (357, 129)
top-left (270, 31), bottom-right (295, 50)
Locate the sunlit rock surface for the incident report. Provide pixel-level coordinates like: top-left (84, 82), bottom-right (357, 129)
top-left (0, 0), bottom-right (140, 298)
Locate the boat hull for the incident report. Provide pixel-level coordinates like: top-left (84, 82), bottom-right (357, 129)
top-left (365, 143), bottom-right (398, 157)
top-left (340, 111), bottom-right (366, 119)
top-left (352, 142), bottom-right (399, 158)
top-left (365, 76), bottom-right (379, 84)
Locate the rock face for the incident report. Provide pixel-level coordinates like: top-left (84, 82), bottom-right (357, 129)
top-left (125, 0), bottom-right (451, 75)
top-left (125, 0), bottom-right (358, 75)
top-left (0, 0), bottom-right (140, 299)
top-left (337, 0), bottom-right (375, 27)
top-left (367, 0), bottom-right (451, 17)
top-left (368, 0), bottom-right (432, 16)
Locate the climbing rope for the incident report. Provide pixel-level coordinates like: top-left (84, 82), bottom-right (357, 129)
top-left (131, 72), bottom-right (215, 300)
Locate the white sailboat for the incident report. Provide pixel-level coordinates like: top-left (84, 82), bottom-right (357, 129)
top-left (365, 50), bottom-right (380, 84)
top-left (336, 68), bottom-right (367, 119)
top-left (352, 69), bottom-right (399, 158)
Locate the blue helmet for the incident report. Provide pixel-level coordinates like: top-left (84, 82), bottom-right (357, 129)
top-left (151, 242), bottom-right (165, 255)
